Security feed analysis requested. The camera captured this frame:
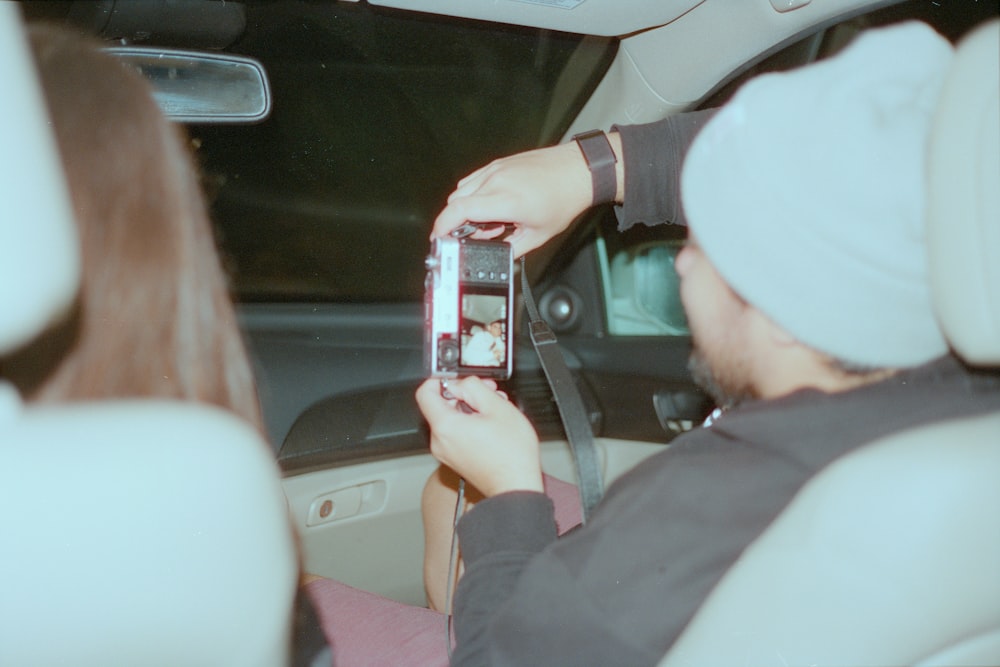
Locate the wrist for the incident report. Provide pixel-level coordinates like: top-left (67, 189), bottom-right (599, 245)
top-left (553, 141), bottom-right (596, 221)
top-left (483, 470), bottom-right (544, 498)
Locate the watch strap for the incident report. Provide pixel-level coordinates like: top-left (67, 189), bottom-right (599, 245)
top-left (573, 129), bottom-right (617, 206)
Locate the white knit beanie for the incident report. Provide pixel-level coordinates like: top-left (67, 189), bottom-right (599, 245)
top-left (681, 21), bottom-right (954, 368)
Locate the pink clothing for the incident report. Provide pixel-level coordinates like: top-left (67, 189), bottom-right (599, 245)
top-left (545, 473), bottom-right (584, 534)
top-left (306, 474), bottom-right (582, 666)
top-left (306, 578), bottom-right (449, 667)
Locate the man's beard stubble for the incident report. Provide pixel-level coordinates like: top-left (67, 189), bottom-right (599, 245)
top-left (687, 345), bottom-right (756, 410)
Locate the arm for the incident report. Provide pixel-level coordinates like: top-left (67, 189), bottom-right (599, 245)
top-left (613, 108), bottom-right (716, 232)
top-left (431, 110), bottom-right (716, 258)
top-left (414, 377), bottom-right (665, 665)
top-left (447, 459), bottom-right (697, 667)
top-left (449, 493), bottom-right (560, 666)
top-left (429, 140), bottom-right (607, 259)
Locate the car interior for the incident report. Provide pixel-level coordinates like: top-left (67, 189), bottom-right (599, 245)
top-left (1, 0), bottom-right (997, 665)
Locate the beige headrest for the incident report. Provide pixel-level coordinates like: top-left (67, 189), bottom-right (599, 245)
top-left (0, 3), bottom-right (79, 355)
top-left (927, 19), bottom-right (1000, 365)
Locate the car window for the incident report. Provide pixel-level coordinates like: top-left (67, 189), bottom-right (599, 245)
top-left (598, 222), bottom-right (689, 337)
top-left (189, 2), bottom-right (615, 303)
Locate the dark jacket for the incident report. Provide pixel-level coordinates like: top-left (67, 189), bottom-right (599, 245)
top-left (451, 354), bottom-right (998, 665)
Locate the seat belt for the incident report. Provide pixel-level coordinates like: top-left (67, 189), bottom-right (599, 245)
top-left (520, 257), bottom-right (604, 522)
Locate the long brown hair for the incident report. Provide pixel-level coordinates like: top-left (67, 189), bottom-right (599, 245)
top-left (4, 25), bottom-right (262, 431)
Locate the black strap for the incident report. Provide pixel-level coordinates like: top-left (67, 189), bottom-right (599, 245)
top-left (572, 130), bottom-right (618, 206)
top-left (521, 257), bottom-right (604, 522)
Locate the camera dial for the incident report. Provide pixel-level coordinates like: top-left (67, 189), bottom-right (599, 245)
top-left (438, 338), bottom-right (459, 370)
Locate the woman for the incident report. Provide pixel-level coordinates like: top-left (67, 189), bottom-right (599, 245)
top-left (3, 25), bottom-right (260, 427)
top-left (1, 25), bottom-right (327, 667)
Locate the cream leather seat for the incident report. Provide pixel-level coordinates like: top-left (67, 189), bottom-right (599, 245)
top-left (659, 19), bottom-right (1000, 667)
top-left (0, 5), bottom-right (297, 666)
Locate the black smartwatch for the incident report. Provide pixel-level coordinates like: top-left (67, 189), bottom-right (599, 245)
top-left (572, 129), bottom-right (618, 206)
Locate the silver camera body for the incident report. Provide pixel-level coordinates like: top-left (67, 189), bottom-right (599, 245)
top-left (424, 236), bottom-right (514, 380)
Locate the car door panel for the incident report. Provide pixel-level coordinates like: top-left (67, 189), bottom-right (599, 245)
top-left (241, 303), bottom-right (425, 449)
top-left (284, 437), bottom-right (669, 605)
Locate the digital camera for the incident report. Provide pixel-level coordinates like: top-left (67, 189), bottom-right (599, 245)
top-left (424, 236), bottom-right (514, 380)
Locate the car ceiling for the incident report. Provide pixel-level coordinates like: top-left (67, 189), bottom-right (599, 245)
top-left (367, 0), bottom-right (706, 37)
top-left (25, 0), bottom-right (909, 121)
top-left (23, 0), bottom-right (705, 43)
top-left (367, 1), bottom-right (919, 134)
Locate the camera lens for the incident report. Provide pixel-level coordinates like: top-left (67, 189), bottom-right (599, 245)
top-left (438, 339), bottom-right (459, 370)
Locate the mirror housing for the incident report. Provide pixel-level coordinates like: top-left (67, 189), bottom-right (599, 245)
top-left (105, 47), bottom-right (271, 123)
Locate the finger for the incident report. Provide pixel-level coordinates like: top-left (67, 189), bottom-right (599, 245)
top-left (506, 228), bottom-right (528, 259)
top-left (415, 379), bottom-right (458, 424)
top-left (428, 376), bottom-right (478, 410)
top-left (430, 198), bottom-right (497, 240)
top-left (431, 170), bottom-right (497, 239)
top-left (456, 192), bottom-right (525, 226)
top-left (453, 160), bottom-right (497, 191)
top-left (430, 203), bottom-right (468, 240)
top-left (506, 228), bottom-right (541, 259)
top-left (450, 169), bottom-right (492, 199)
top-left (452, 376), bottom-right (507, 414)
top-left (432, 195), bottom-right (508, 240)
top-left (461, 224), bottom-right (508, 241)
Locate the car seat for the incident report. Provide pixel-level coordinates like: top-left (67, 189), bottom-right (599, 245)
top-left (658, 19), bottom-right (1000, 667)
top-left (0, 5), bottom-right (298, 666)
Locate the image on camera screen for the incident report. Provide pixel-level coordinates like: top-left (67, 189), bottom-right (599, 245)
top-left (460, 293), bottom-right (507, 368)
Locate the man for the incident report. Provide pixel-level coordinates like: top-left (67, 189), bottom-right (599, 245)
top-left (462, 320), bottom-right (505, 367)
top-left (415, 21), bottom-right (1000, 666)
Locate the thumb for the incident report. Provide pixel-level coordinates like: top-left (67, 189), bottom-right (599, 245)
top-left (415, 378), bottom-right (457, 425)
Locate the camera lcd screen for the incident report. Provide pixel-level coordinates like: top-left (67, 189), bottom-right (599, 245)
top-left (459, 292), bottom-right (508, 368)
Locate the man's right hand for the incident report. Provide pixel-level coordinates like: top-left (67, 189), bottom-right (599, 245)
top-left (415, 377), bottom-right (544, 498)
top-left (430, 134), bottom-right (622, 259)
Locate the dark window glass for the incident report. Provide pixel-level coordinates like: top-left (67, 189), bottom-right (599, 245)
top-left (191, 2), bottom-right (615, 302)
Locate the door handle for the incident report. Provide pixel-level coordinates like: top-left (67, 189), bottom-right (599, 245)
top-left (652, 389), bottom-right (712, 435)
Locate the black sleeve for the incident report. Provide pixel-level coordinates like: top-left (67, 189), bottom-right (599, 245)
top-left (447, 474), bottom-right (683, 667)
top-left (612, 108), bottom-right (717, 231)
top-left (445, 427), bottom-right (787, 667)
top-left (449, 491), bottom-right (558, 666)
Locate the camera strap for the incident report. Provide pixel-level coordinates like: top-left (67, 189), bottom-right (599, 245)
top-left (520, 257), bottom-right (604, 522)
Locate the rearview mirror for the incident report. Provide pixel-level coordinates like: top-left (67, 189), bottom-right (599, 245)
top-left (104, 47), bottom-right (271, 123)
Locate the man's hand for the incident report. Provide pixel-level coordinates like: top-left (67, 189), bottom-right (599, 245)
top-left (431, 137), bottom-right (621, 259)
top-left (415, 377), bottom-right (544, 497)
